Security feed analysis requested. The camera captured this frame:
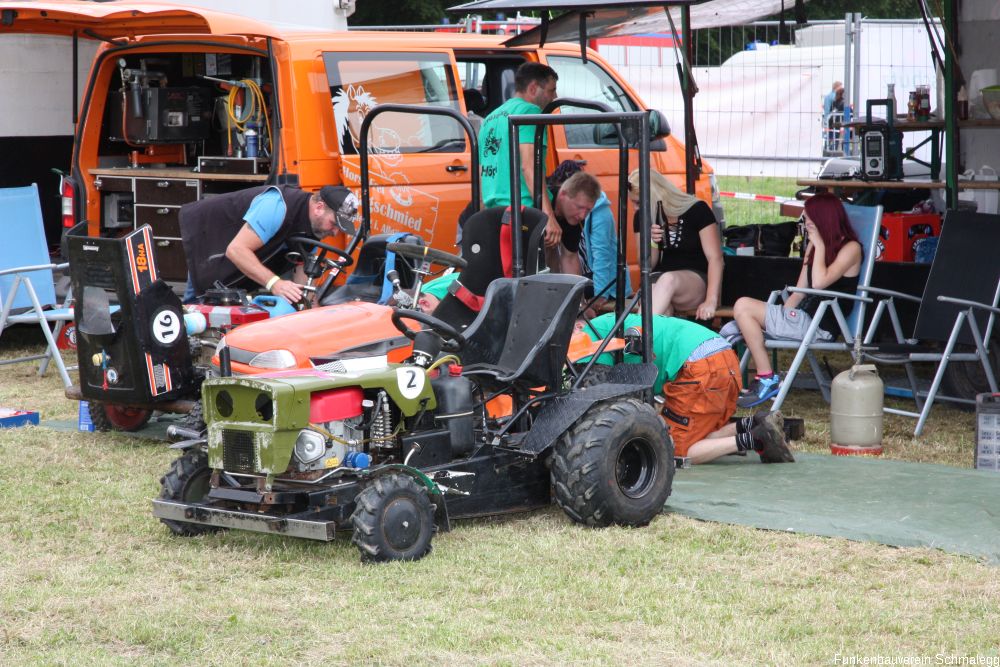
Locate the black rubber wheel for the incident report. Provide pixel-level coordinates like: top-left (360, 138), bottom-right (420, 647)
top-left (89, 402), bottom-right (153, 432)
top-left (941, 339), bottom-right (1000, 406)
top-left (179, 399), bottom-right (206, 434)
top-left (350, 473), bottom-right (436, 562)
top-left (570, 363), bottom-right (612, 389)
top-left (551, 398), bottom-right (674, 527)
top-left (158, 449), bottom-right (220, 537)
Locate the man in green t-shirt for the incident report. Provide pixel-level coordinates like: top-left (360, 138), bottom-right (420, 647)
top-left (582, 313), bottom-right (794, 465)
top-left (478, 62), bottom-right (561, 247)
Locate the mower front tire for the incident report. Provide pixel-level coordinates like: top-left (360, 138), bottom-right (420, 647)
top-left (351, 473), bottom-right (436, 563)
top-left (89, 401), bottom-right (153, 432)
top-left (552, 398), bottom-right (674, 527)
top-left (159, 449), bottom-right (220, 537)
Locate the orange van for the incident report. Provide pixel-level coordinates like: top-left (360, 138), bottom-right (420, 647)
top-left (1, 2), bottom-right (719, 281)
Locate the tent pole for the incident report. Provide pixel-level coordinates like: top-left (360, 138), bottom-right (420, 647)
top-left (681, 4), bottom-right (695, 194)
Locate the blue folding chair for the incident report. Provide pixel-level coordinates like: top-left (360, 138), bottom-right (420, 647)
top-left (0, 184), bottom-right (75, 387)
top-left (739, 203), bottom-right (883, 411)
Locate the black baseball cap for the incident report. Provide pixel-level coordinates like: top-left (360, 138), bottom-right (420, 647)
top-left (319, 185), bottom-right (359, 235)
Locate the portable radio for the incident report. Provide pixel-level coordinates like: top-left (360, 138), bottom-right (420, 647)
top-left (859, 98), bottom-right (904, 181)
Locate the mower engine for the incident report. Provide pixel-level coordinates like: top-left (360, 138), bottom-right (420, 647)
top-left (184, 287), bottom-right (270, 369)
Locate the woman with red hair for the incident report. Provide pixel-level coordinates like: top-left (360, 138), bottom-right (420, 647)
top-left (732, 193), bottom-right (862, 407)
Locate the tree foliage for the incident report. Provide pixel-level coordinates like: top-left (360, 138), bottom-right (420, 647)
top-left (351, 0), bottom-right (448, 26)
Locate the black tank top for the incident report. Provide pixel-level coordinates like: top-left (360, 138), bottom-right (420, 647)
top-left (800, 268), bottom-right (860, 334)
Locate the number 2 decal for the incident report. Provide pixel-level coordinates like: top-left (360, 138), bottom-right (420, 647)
top-left (396, 367), bottom-right (425, 399)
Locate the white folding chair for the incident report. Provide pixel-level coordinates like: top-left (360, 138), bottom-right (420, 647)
top-left (739, 204), bottom-right (883, 411)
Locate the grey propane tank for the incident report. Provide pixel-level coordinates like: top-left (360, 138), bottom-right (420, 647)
top-left (430, 366), bottom-right (475, 455)
top-left (830, 364), bottom-right (884, 455)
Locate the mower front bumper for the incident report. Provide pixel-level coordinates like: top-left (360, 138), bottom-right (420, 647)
top-left (152, 500), bottom-right (337, 541)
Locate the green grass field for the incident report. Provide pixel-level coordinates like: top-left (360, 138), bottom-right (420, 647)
top-left (1, 329), bottom-right (998, 665)
top-left (716, 175), bottom-right (801, 228)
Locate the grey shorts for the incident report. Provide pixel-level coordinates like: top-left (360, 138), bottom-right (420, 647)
top-left (764, 303), bottom-right (833, 341)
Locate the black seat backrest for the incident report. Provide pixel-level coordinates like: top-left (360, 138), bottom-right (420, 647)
top-left (459, 205), bottom-right (546, 294)
top-left (495, 274), bottom-right (590, 388)
top-left (458, 278), bottom-right (517, 367)
top-left (913, 210), bottom-right (1000, 344)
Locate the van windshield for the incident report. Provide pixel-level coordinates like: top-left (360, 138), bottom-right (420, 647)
top-left (323, 52), bottom-right (464, 156)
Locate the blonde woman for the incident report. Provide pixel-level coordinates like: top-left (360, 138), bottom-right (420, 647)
top-left (627, 170), bottom-right (722, 319)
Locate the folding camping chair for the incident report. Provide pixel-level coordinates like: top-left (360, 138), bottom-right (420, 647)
top-left (739, 203), bottom-right (883, 412)
top-left (0, 184), bottom-right (75, 387)
top-left (861, 210), bottom-right (1000, 436)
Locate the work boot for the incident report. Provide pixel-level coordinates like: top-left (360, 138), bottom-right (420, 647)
top-left (752, 417), bottom-right (795, 463)
top-left (752, 410), bottom-right (784, 436)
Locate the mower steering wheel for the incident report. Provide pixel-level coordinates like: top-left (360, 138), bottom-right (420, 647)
top-left (391, 308), bottom-right (465, 353)
top-left (386, 242), bottom-right (467, 270)
top-left (286, 235), bottom-right (353, 279)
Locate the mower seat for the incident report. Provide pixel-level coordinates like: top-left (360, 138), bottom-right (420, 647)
top-left (320, 232), bottom-right (421, 306)
top-left (463, 274), bottom-right (589, 390)
top-left (458, 278), bottom-right (517, 367)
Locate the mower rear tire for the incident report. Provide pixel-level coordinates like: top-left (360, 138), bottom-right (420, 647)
top-left (89, 401), bottom-right (153, 432)
top-left (351, 473), bottom-right (436, 562)
top-left (159, 449), bottom-right (220, 537)
top-left (552, 397), bottom-right (674, 527)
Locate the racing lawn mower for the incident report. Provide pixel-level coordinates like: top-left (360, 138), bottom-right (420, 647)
top-left (65, 105), bottom-right (479, 431)
top-left (152, 109), bottom-right (674, 561)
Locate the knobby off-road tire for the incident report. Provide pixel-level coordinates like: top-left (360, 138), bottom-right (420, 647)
top-left (159, 449), bottom-right (220, 537)
top-left (552, 398), bottom-right (674, 527)
top-left (89, 401), bottom-right (153, 432)
top-left (179, 399), bottom-right (206, 434)
top-left (351, 473), bottom-right (437, 563)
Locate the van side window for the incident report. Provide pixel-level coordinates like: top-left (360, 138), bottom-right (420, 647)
top-left (323, 52), bottom-right (465, 156)
top-left (546, 56), bottom-right (637, 147)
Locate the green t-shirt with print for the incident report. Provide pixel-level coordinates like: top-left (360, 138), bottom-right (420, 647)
top-left (478, 96), bottom-right (547, 208)
top-left (583, 313), bottom-right (719, 388)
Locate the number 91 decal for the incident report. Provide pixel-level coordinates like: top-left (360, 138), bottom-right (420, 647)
top-left (396, 367), bottom-right (425, 399)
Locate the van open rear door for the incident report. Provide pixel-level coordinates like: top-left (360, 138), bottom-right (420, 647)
top-left (0, 2), bottom-right (282, 41)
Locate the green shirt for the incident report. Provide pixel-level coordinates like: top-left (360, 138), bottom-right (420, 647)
top-left (422, 272), bottom-right (459, 301)
top-left (583, 313), bottom-right (719, 388)
top-left (478, 96), bottom-right (547, 208)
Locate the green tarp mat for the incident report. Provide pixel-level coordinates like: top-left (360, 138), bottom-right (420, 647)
top-left (667, 453), bottom-right (1000, 564)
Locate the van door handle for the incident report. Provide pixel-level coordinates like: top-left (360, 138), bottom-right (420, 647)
top-left (446, 164), bottom-right (468, 172)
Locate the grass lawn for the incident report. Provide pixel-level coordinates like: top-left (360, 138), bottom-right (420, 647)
top-left (1, 328), bottom-right (998, 665)
top-left (716, 175), bottom-right (800, 228)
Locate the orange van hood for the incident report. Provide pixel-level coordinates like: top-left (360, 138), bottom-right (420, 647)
top-left (0, 1), bottom-right (283, 40)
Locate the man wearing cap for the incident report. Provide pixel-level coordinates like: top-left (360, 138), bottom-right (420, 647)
top-left (180, 184), bottom-right (357, 304)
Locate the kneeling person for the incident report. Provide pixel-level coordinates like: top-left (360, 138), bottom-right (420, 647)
top-left (582, 313), bottom-right (794, 465)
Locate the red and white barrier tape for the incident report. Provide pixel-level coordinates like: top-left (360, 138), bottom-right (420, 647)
top-left (720, 191), bottom-right (798, 204)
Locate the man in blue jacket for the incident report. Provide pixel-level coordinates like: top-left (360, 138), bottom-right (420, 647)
top-left (549, 164), bottom-right (631, 313)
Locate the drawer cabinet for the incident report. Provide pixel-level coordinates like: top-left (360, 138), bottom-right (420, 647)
top-left (134, 178), bottom-right (198, 206)
top-left (91, 169), bottom-right (263, 284)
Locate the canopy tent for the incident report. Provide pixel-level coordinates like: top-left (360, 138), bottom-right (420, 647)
top-left (448, 0), bottom-right (811, 41)
top-left (448, 0), bottom-right (812, 192)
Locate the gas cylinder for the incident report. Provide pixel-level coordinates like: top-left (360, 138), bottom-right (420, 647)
top-left (830, 364), bottom-right (884, 455)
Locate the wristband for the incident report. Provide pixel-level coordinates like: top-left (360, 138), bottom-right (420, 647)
top-left (650, 241), bottom-right (658, 249)
top-left (265, 275), bottom-right (280, 292)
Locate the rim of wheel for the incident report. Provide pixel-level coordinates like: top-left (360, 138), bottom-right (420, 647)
top-left (616, 437), bottom-right (657, 499)
top-left (105, 405), bottom-right (152, 430)
top-left (381, 497), bottom-right (423, 552)
top-left (184, 468), bottom-right (212, 503)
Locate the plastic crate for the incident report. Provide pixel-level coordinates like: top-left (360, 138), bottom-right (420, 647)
top-left (876, 212), bottom-right (941, 263)
top-left (975, 393), bottom-right (1000, 471)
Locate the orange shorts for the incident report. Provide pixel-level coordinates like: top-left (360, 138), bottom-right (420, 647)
top-left (660, 348), bottom-right (742, 456)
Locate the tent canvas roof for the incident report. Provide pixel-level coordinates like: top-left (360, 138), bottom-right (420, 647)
top-left (448, 0), bottom-right (809, 41)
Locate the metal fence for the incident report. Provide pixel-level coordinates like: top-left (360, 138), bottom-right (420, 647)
top-left (599, 17), bottom-right (943, 181)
